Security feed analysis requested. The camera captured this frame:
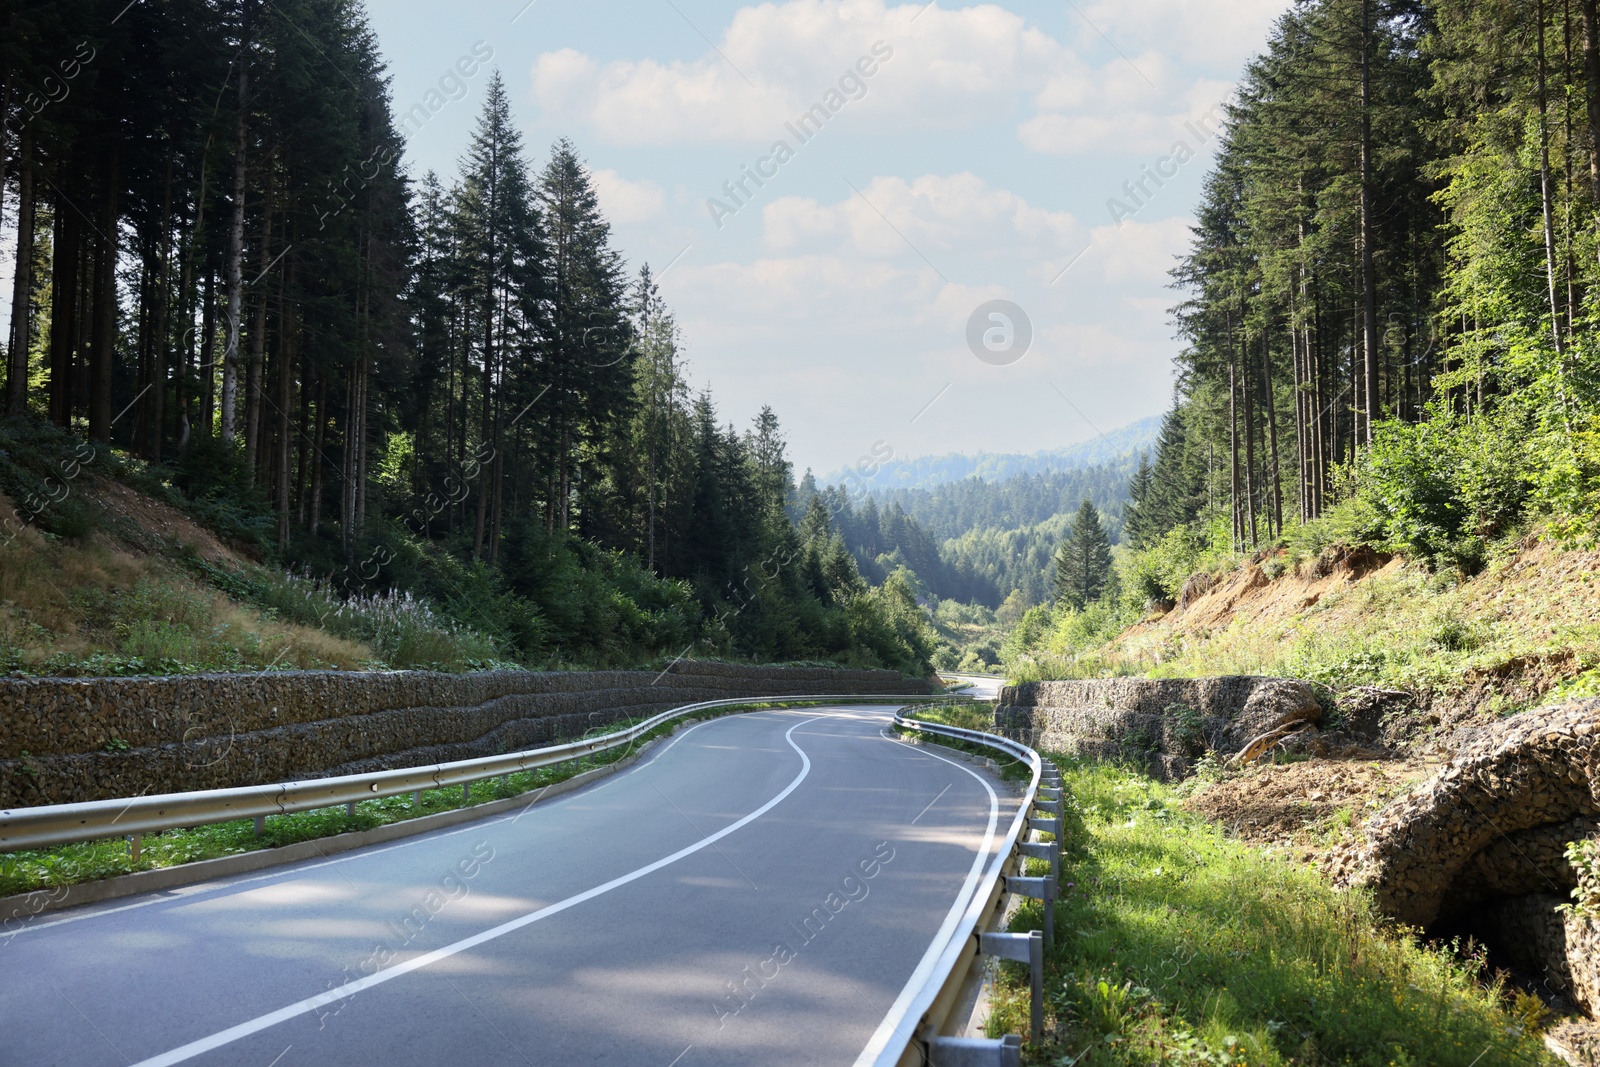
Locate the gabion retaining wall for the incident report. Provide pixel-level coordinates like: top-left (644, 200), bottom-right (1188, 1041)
top-left (0, 662), bottom-right (928, 807)
top-left (994, 676), bottom-right (1322, 780)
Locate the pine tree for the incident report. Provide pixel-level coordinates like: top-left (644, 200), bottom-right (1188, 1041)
top-left (1053, 499), bottom-right (1112, 610)
top-left (1122, 453), bottom-right (1156, 548)
top-left (538, 137), bottom-right (632, 535)
top-left (454, 71), bottom-right (542, 560)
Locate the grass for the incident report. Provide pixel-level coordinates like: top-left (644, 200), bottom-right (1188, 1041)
top-left (1005, 535), bottom-right (1600, 720)
top-left (984, 756), bottom-right (1560, 1065)
top-left (893, 702), bottom-right (1035, 785)
top-left (0, 525), bottom-right (376, 676)
top-left (0, 699), bottom-right (812, 897)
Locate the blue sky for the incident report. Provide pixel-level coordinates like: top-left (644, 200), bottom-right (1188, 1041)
top-left (365, 0), bottom-right (1289, 476)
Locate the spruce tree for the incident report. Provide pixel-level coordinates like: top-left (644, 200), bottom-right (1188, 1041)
top-left (1122, 453), bottom-right (1156, 549)
top-left (1053, 499), bottom-right (1112, 610)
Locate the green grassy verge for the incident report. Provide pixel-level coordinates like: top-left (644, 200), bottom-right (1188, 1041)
top-left (893, 702), bottom-right (1033, 785)
top-left (0, 700), bottom-right (816, 898)
top-left (986, 756), bottom-right (1559, 1066)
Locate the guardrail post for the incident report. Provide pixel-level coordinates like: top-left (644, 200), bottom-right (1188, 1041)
top-left (345, 801), bottom-right (356, 818)
top-left (1004, 874), bottom-right (1056, 954)
top-left (926, 1033), bottom-right (1022, 1066)
top-left (979, 930), bottom-right (1043, 1042)
top-left (1019, 841), bottom-right (1059, 886)
top-left (462, 782), bottom-right (470, 802)
top-left (126, 834), bottom-right (140, 862)
top-left (412, 790), bottom-right (421, 808)
top-left (253, 816), bottom-right (265, 835)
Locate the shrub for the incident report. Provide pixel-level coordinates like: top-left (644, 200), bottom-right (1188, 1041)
top-left (1354, 411), bottom-right (1535, 572)
top-left (1120, 522), bottom-right (1226, 607)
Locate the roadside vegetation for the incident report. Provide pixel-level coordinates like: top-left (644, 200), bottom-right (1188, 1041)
top-left (1002, 502), bottom-right (1600, 719)
top-left (0, 412), bottom-right (936, 678)
top-left (986, 756), bottom-right (1558, 1066)
top-left (996, 0), bottom-right (1600, 715)
top-left (0, 1), bottom-right (938, 681)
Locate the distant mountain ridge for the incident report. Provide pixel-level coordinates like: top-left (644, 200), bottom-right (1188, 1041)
top-left (827, 415), bottom-right (1160, 491)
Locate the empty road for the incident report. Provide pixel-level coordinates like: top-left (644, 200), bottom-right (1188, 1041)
top-left (1, 704), bottom-right (1017, 1066)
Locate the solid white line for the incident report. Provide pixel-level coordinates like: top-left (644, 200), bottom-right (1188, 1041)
top-left (17, 712), bottom-right (769, 937)
top-left (852, 734), bottom-right (1001, 1067)
top-left (127, 715), bottom-right (832, 1067)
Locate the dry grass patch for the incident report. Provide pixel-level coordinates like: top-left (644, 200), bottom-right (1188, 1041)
top-left (0, 520), bottom-right (375, 674)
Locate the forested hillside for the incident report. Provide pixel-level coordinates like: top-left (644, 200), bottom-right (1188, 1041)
top-left (1140, 0), bottom-right (1597, 563)
top-left (795, 454), bottom-right (1137, 611)
top-left (823, 416), bottom-right (1158, 489)
top-left (1008, 0), bottom-right (1600, 695)
top-left (0, 2), bottom-right (933, 676)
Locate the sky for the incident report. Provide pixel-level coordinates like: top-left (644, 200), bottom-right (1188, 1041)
top-left (6, 0), bottom-right (1294, 478)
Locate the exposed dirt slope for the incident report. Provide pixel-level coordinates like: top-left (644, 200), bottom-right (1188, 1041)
top-left (82, 478), bottom-right (247, 567)
top-left (1099, 539), bottom-right (1600, 757)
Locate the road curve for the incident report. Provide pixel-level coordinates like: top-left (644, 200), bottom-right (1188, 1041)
top-left (0, 704), bottom-right (1018, 1067)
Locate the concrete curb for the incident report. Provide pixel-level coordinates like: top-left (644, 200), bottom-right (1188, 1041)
top-left (0, 731), bottom-right (675, 926)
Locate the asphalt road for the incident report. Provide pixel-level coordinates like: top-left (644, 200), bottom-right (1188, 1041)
top-left (0, 704), bottom-right (1018, 1067)
top-left (940, 675), bottom-right (1004, 702)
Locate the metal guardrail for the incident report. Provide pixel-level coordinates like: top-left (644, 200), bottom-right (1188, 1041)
top-left (861, 709), bottom-right (1062, 1067)
top-left (2, 690), bottom-right (1054, 1063)
top-left (0, 692), bottom-right (950, 854)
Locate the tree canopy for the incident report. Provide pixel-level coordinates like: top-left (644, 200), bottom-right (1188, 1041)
top-left (0, 2), bottom-right (934, 674)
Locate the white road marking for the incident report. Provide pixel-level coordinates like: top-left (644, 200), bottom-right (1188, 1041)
top-left (852, 732), bottom-right (1003, 1067)
top-left (14, 710), bottom-right (786, 937)
top-left (126, 715), bottom-right (832, 1067)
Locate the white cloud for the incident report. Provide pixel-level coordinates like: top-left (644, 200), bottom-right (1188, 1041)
top-left (1078, 0), bottom-right (1289, 70)
top-left (1021, 78), bottom-right (1235, 156)
top-left (761, 173), bottom-right (1085, 263)
top-left (527, 0), bottom-right (1067, 145)
top-left (526, 0), bottom-right (1288, 155)
top-left (589, 169), bottom-right (666, 224)
top-left (1088, 215), bottom-right (1192, 284)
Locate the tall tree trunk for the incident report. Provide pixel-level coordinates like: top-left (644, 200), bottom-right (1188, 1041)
top-left (340, 362), bottom-right (355, 556)
top-left (1242, 323), bottom-right (1258, 548)
top-left (356, 358), bottom-right (368, 533)
top-left (1228, 314), bottom-right (1241, 551)
top-left (646, 364), bottom-right (658, 571)
top-left (88, 151), bottom-right (119, 443)
top-left (296, 357), bottom-right (312, 528)
top-left (134, 231), bottom-right (154, 449)
top-left (48, 191), bottom-right (81, 428)
top-left (176, 133), bottom-right (213, 451)
top-left (1581, 0), bottom-right (1600, 232)
top-left (1291, 311), bottom-right (1306, 525)
top-left (6, 126), bottom-right (35, 415)
top-left (489, 415), bottom-right (505, 563)
top-left (222, 11), bottom-right (250, 445)
top-left (473, 301), bottom-right (494, 560)
top-left (0, 60), bottom-right (10, 239)
top-left (276, 252), bottom-right (295, 551)
top-left (1311, 293), bottom-right (1326, 515)
top-left (1349, 297), bottom-right (1360, 464)
top-left (200, 266), bottom-right (216, 435)
top-left (1537, 0), bottom-right (1574, 430)
top-left (245, 188), bottom-right (272, 476)
top-left (148, 148), bottom-right (175, 461)
top-left (1262, 325), bottom-right (1283, 537)
top-left (1359, 0), bottom-right (1379, 446)
top-left (310, 375), bottom-right (326, 535)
